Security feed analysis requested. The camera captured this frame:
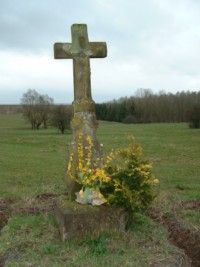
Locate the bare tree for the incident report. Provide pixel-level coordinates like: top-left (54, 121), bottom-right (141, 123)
top-left (37, 94), bottom-right (54, 128)
top-left (51, 105), bottom-right (72, 134)
top-left (21, 89), bottom-right (54, 129)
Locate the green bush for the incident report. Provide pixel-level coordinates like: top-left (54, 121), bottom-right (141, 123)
top-left (103, 137), bottom-right (159, 214)
top-left (187, 105), bottom-right (200, 129)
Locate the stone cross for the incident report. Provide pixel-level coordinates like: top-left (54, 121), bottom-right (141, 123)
top-left (54, 24), bottom-right (107, 108)
top-left (54, 24), bottom-right (107, 198)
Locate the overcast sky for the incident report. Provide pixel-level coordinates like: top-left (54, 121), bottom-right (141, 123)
top-left (1, 0), bottom-right (200, 104)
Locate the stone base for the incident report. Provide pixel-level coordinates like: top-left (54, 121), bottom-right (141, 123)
top-left (55, 196), bottom-right (126, 241)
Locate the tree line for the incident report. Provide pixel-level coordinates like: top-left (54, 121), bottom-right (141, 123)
top-left (21, 89), bottom-right (200, 131)
top-left (95, 89), bottom-right (200, 128)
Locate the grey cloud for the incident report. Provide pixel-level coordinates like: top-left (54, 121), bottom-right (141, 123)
top-left (0, 0), bottom-right (167, 56)
top-left (1, 0), bottom-right (200, 104)
top-left (0, 0), bottom-right (96, 53)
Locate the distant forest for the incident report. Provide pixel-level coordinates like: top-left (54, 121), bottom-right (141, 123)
top-left (0, 89), bottom-right (200, 127)
top-left (95, 89), bottom-right (200, 125)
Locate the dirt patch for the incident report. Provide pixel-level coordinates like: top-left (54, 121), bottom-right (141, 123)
top-left (166, 220), bottom-right (200, 267)
top-left (0, 198), bottom-right (19, 267)
top-left (147, 207), bottom-right (200, 267)
top-left (181, 200), bottom-right (200, 211)
top-left (36, 193), bottom-right (61, 200)
top-left (0, 198), bottom-right (16, 231)
top-left (0, 260), bottom-right (4, 267)
top-left (0, 193), bottom-right (59, 231)
top-left (0, 194), bottom-right (59, 266)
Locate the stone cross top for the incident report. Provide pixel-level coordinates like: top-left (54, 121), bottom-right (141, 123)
top-left (54, 24), bottom-right (107, 108)
top-left (54, 24), bottom-right (107, 198)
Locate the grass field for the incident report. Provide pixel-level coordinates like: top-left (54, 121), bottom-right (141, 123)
top-left (0, 113), bottom-right (199, 266)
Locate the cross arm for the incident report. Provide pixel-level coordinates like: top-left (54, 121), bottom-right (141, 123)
top-left (54, 43), bottom-right (72, 59)
top-left (89, 42), bottom-right (107, 58)
top-left (54, 42), bottom-right (107, 59)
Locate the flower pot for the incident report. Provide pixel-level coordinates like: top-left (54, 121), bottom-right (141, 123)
top-left (75, 187), bottom-right (107, 206)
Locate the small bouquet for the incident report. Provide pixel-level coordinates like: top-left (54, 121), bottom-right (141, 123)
top-left (67, 133), bottom-right (114, 205)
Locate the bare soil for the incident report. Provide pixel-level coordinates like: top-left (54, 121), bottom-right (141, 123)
top-left (0, 195), bottom-right (200, 267)
top-left (181, 200), bottom-right (200, 211)
top-left (147, 201), bottom-right (200, 267)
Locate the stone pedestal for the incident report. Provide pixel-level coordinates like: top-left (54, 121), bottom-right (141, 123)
top-left (55, 196), bottom-right (126, 241)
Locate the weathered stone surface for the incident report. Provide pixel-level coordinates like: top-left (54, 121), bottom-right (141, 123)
top-left (54, 24), bottom-right (107, 198)
top-left (55, 196), bottom-right (126, 241)
top-left (54, 24), bottom-right (107, 103)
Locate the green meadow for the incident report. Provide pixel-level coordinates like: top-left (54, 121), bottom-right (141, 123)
top-left (0, 113), bottom-right (199, 266)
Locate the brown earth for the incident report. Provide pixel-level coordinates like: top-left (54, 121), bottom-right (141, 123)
top-left (0, 195), bottom-right (200, 267)
top-left (147, 202), bottom-right (200, 267)
top-left (181, 200), bottom-right (200, 211)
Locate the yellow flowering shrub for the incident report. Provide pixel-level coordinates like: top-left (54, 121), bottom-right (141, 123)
top-left (67, 134), bottom-right (159, 212)
top-left (102, 136), bottom-right (159, 214)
